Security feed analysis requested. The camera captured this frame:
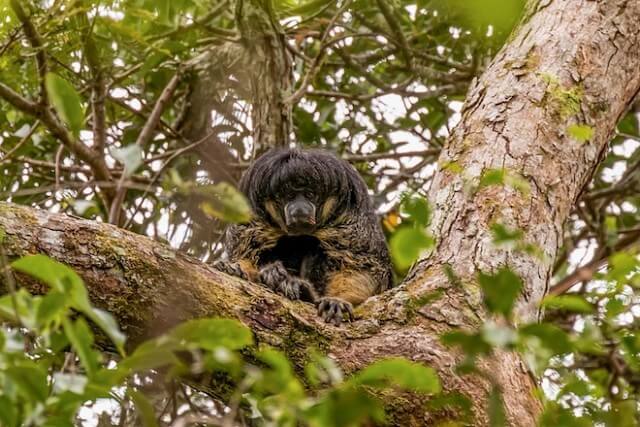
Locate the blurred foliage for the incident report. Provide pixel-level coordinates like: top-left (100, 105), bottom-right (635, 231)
top-left (0, 254), bottom-right (440, 426)
top-left (440, 229), bottom-right (640, 426)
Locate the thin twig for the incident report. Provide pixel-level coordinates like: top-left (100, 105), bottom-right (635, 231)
top-left (0, 120), bottom-right (40, 162)
top-left (10, 0), bottom-right (48, 104)
top-left (284, 0), bottom-right (351, 105)
top-left (122, 131), bottom-right (213, 229)
top-left (55, 144), bottom-right (65, 191)
top-left (109, 71), bottom-right (183, 225)
top-left (549, 230), bottom-right (640, 295)
top-left (84, 14), bottom-right (107, 156)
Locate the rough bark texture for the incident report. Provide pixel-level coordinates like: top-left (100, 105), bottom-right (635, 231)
top-left (417, 0), bottom-right (640, 323)
top-left (178, 0), bottom-right (293, 173)
top-left (236, 0), bottom-right (293, 150)
top-left (1, 1), bottom-right (639, 426)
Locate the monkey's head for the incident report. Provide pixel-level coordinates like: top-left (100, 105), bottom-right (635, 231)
top-left (239, 148), bottom-right (372, 235)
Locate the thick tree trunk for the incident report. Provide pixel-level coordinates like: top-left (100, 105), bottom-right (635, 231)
top-left (236, 0), bottom-right (293, 150)
top-left (419, 0), bottom-right (640, 324)
top-left (1, 1), bottom-right (638, 425)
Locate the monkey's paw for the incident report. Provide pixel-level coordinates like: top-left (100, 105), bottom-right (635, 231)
top-left (317, 297), bottom-right (354, 326)
top-left (259, 261), bottom-right (289, 291)
top-left (259, 262), bottom-right (318, 302)
top-left (283, 277), bottom-right (319, 303)
top-left (214, 260), bottom-right (249, 280)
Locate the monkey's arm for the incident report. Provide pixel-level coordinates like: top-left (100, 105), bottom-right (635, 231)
top-left (317, 270), bottom-right (379, 326)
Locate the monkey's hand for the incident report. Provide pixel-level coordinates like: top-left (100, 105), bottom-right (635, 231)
top-left (213, 259), bottom-right (259, 282)
top-left (259, 261), bottom-right (317, 302)
top-left (318, 270), bottom-right (378, 326)
top-left (317, 297), bottom-right (354, 326)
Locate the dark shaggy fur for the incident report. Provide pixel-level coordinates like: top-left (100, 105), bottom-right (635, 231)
top-left (215, 148), bottom-right (392, 325)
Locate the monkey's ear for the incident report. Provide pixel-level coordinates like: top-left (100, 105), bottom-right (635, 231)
top-left (265, 200), bottom-right (287, 230)
top-left (319, 196), bottom-right (337, 223)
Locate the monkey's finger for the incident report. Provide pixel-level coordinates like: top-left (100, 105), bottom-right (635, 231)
top-left (317, 300), bottom-right (329, 316)
top-left (323, 304), bottom-right (338, 324)
top-left (333, 306), bottom-right (343, 326)
top-left (343, 303), bottom-right (354, 321)
top-left (290, 284), bottom-right (301, 300)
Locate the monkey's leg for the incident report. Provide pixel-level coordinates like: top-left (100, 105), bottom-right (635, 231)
top-left (317, 271), bottom-right (377, 326)
top-left (259, 261), bottom-right (318, 302)
top-left (214, 259), bottom-right (259, 282)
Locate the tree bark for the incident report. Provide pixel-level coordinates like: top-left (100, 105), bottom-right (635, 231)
top-left (1, 0), bottom-right (639, 425)
top-left (236, 0), bottom-right (293, 151)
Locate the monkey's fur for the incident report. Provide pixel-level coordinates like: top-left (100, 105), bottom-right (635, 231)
top-left (215, 148), bottom-right (392, 325)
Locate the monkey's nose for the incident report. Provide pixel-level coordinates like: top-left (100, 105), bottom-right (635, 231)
top-left (290, 205), bottom-right (315, 223)
top-left (285, 199), bottom-right (317, 233)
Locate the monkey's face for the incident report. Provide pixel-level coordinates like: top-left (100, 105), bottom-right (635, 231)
top-left (263, 187), bottom-right (338, 236)
top-left (241, 149), bottom-right (368, 236)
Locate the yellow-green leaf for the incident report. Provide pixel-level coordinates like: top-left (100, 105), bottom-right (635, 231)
top-left (45, 73), bottom-right (84, 137)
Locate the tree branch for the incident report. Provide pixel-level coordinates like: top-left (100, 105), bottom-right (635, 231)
top-left (109, 72), bottom-right (182, 225)
top-left (0, 82), bottom-right (114, 188)
top-left (9, 0), bottom-right (48, 104)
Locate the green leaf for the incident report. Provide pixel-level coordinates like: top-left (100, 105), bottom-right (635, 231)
top-left (255, 348), bottom-right (305, 399)
top-left (62, 317), bottom-right (100, 376)
top-left (605, 298), bottom-right (626, 318)
top-left (0, 396), bottom-right (17, 427)
top-left (86, 308), bottom-right (126, 353)
top-left (617, 111), bottom-right (639, 136)
top-left (281, 0), bottom-right (333, 17)
top-left (305, 352), bottom-right (343, 387)
top-left (119, 338), bottom-right (180, 373)
top-left (36, 291), bottom-right (68, 328)
top-left (567, 124), bottom-right (594, 143)
top-left (129, 389), bottom-right (160, 427)
top-left (12, 255), bottom-right (90, 311)
top-left (539, 403), bottom-right (592, 427)
top-left (541, 295), bottom-right (594, 314)
top-left (5, 363), bottom-right (49, 402)
top-left (431, 0), bottom-right (525, 38)
top-left (608, 252), bottom-right (638, 282)
top-left (400, 195), bottom-right (431, 226)
top-left (490, 223), bottom-right (523, 245)
top-left (481, 322), bottom-right (517, 348)
top-left (169, 318), bottom-right (253, 351)
top-left (479, 169), bottom-right (530, 194)
top-left (478, 268), bottom-right (523, 317)
top-left (0, 289), bottom-right (37, 328)
top-left (351, 358), bottom-right (441, 394)
top-left (488, 386), bottom-right (506, 427)
top-left (110, 144), bottom-right (143, 177)
top-left (156, 0), bottom-right (171, 24)
top-left (519, 323), bottom-right (572, 355)
top-left (45, 73), bottom-right (84, 137)
top-left (196, 182), bottom-right (253, 224)
top-left (0, 325), bottom-right (25, 353)
top-left (390, 226), bottom-right (434, 270)
top-left (306, 387), bottom-right (385, 427)
top-left (505, 173), bottom-right (531, 195)
top-left (12, 255), bottom-right (125, 352)
top-left (441, 330), bottom-right (492, 357)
